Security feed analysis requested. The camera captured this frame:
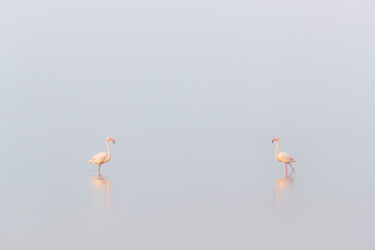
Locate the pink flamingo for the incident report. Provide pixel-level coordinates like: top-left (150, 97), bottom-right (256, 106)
top-left (272, 137), bottom-right (296, 173)
top-left (89, 137), bottom-right (115, 173)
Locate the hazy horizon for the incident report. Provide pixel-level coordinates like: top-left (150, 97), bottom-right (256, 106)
top-left (1, 0), bottom-right (375, 249)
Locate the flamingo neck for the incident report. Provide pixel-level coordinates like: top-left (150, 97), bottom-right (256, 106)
top-left (275, 141), bottom-right (279, 159)
top-left (106, 140), bottom-right (111, 161)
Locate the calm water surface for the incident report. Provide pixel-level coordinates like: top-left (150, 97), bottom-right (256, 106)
top-left (1, 129), bottom-right (374, 249)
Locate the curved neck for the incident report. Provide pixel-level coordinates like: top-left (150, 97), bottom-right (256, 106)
top-left (106, 140), bottom-right (111, 160)
top-left (275, 141), bottom-right (279, 158)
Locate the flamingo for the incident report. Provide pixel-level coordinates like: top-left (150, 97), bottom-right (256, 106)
top-left (272, 137), bottom-right (296, 173)
top-left (89, 137), bottom-right (115, 172)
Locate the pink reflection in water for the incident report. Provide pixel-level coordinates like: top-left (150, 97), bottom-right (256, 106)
top-left (276, 173), bottom-right (294, 209)
top-left (91, 173), bottom-right (111, 214)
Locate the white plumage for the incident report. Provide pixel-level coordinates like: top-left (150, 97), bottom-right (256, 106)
top-left (276, 152), bottom-right (296, 164)
top-left (89, 152), bottom-right (110, 165)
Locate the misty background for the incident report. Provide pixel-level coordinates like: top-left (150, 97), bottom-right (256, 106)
top-left (1, 0), bottom-right (375, 249)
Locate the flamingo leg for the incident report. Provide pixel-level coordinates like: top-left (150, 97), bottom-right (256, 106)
top-left (289, 163), bottom-right (295, 173)
top-left (98, 164), bottom-right (101, 174)
top-left (285, 163), bottom-right (288, 174)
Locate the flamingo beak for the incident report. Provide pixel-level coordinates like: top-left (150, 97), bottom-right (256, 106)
top-left (272, 139), bottom-right (275, 143)
top-left (112, 139), bottom-right (115, 144)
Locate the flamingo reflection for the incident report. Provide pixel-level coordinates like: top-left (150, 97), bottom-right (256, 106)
top-left (91, 173), bottom-right (111, 213)
top-left (275, 173), bottom-right (294, 208)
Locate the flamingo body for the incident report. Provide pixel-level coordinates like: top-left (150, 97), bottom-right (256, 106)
top-left (276, 152), bottom-right (295, 164)
top-left (89, 137), bottom-right (115, 172)
top-left (89, 152), bottom-right (110, 165)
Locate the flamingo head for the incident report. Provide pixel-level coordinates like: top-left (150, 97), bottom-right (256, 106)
top-left (107, 137), bottom-right (115, 144)
top-left (272, 137), bottom-right (279, 143)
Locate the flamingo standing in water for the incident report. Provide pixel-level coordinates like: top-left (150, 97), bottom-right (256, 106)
top-left (272, 137), bottom-right (296, 173)
top-left (89, 137), bottom-right (115, 173)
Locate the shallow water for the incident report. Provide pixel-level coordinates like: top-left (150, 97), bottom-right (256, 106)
top-left (1, 129), bottom-right (375, 249)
